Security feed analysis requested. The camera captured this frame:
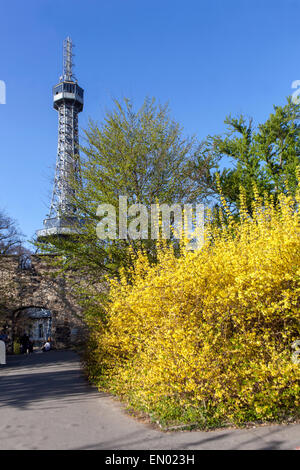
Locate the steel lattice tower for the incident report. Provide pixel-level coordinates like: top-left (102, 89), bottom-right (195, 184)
top-left (37, 37), bottom-right (84, 239)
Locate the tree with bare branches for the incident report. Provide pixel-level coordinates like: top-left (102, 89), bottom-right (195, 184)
top-left (0, 209), bottom-right (24, 255)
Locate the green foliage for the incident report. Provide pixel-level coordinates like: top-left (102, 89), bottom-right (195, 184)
top-left (208, 97), bottom-right (300, 213)
top-left (36, 97), bottom-right (215, 281)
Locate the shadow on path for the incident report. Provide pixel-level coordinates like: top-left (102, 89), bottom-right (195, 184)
top-left (72, 425), bottom-right (286, 450)
top-left (0, 350), bottom-right (106, 410)
top-left (2, 350), bottom-right (79, 370)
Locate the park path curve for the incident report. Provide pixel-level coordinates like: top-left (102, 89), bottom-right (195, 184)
top-left (0, 350), bottom-right (299, 450)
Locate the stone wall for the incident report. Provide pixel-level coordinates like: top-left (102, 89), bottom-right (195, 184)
top-left (0, 254), bottom-right (87, 350)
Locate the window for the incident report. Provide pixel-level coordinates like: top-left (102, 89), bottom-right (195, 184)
top-left (64, 83), bottom-right (74, 93)
top-left (54, 85), bottom-right (62, 94)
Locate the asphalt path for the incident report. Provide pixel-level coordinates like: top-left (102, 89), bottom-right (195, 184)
top-left (0, 350), bottom-right (299, 450)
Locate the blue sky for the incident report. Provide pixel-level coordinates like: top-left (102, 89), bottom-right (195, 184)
top-left (0, 0), bottom-right (300, 246)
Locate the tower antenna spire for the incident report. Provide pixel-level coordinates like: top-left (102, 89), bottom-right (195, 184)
top-left (63, 36), bottom-right (75, 81)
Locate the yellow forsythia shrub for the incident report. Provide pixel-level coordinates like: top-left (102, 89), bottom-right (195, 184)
top-left (90, 187), bottom-right (300, 428)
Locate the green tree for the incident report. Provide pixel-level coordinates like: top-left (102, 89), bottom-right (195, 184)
top-left (208, 97), bottom-right (300, 213)
top-left (37, 97), bottom-right (215, 280)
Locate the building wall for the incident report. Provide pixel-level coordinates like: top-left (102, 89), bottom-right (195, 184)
top-left (0, 254), bottom-right (87, 350)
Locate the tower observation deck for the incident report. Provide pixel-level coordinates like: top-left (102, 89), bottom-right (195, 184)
top-left (36, 37), bottom-right (84, 239)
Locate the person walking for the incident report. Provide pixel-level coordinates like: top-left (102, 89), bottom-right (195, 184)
top-left (29, 338), bottom-right (34, 353)
top-left (20, 333), bottom-right (30, 354)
